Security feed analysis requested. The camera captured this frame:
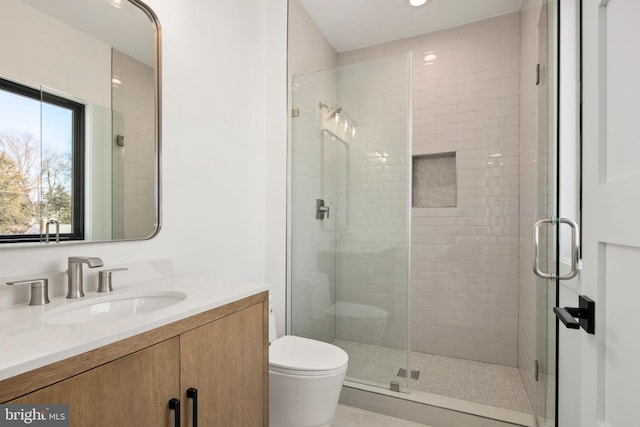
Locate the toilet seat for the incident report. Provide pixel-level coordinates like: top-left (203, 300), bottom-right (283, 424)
top-left (269, 335), bottom-right (348, 376)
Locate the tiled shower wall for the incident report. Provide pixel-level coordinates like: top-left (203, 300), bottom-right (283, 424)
top-left (112, 49), bottom-right (156, 240)
top-left (290, 68), bottom-right (340, 343)
top-left (288, 0), bottom-right (339, 343)
top-left (333, 56), bottom-right (411, 349)
top-left (292, 56), bottom-right (412, 350)
top-left (340, 12), bottom-right (521, 366)
top-left (289, 0), bottom-right (411, 349)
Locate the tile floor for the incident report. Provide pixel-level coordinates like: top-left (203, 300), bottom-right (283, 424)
top-left (331, 404), bottom-right (429, 427)
top-left (334, 339), bottom-right (532, 414)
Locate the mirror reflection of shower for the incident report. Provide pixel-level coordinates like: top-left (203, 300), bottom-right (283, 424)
top-left (319, 101), bottom-right (357, 138)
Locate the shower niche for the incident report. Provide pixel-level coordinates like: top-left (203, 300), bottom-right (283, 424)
top-left (412, 153), bottom-right (457, 208)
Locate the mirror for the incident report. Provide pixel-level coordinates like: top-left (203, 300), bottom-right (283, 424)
top-left (0, 0), bottom-right (160, 245)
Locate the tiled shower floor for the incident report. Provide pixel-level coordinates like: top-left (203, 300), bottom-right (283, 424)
top-left (333, 339), bottom-right (533, 414)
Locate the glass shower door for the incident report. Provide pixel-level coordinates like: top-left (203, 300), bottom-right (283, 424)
top-left (289, 54), bottom-right (411, 392)
top-left (290, 67), bottom-right (339, 346)
top-left (533, 1), bottom-right (559, 425)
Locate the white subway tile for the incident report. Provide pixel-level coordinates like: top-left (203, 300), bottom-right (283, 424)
top-left (336, 11), bottom-right (521, 367)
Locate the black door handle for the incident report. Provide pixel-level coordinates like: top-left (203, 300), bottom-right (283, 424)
top-left (187, 388), bottom-right (198, 427)
top-left (554, 294), bottom-right (595, 334)
top-left (169, 398), bottom-right (181, 427)
top-left (553, 307), bottom-right (580, 329)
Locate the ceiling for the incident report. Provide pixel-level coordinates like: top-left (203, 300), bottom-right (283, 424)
top-left (297, 0), bottom-right (523, 52)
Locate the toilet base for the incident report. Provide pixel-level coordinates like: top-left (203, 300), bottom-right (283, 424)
top-left (269, 368), bottom-right (346, 427)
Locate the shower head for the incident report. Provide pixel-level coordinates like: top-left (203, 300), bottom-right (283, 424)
top-left (319, 102), bottom-right (343, 120)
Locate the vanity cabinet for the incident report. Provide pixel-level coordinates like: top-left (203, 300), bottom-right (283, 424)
top-left (181, 302), bottom-right (264, 426)
top-left (9, 338), bottom-right (180, 426)
top-left (2, 292), bottom-right (268, 427)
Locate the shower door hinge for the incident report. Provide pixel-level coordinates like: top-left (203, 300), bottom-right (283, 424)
top-left (291, 108), bottom-right (300, 117)
top-left (535, 360), bottom-right (539, 381)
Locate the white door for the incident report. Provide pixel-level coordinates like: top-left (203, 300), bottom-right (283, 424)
top-left (577, 0), bottom-right (640, 425)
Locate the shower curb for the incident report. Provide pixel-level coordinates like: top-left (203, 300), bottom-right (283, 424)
top-left (339, 381), bottom-right (535, 427)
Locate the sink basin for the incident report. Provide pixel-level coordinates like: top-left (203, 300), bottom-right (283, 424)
top-left (40, 291), bottom-right (187, 325)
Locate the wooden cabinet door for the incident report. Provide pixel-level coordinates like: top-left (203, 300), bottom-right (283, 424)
top-left (11, 338), bottom-right (180, 427)
top-left (180, 303), bottom-right (267, 426)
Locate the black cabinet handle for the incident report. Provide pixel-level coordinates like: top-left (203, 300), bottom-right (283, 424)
top-left (187, 388), bottom-right (198, 427)
top-left (169, 398), bottom-right (181, 427)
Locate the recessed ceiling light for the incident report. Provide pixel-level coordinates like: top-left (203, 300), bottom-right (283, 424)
top-left (424, 53), bottom-right (437, 62)
top-left (410, 0), bottom-right (429, 7)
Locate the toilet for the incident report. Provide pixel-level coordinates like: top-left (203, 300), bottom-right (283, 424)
top-left (269, 298), bottom-right (349, 427)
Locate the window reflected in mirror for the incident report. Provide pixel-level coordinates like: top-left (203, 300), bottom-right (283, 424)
top-left (0, 78), bottom-right (84, 242)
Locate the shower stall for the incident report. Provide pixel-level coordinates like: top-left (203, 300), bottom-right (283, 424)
top-left (288, 1), bottom-right (559, 425)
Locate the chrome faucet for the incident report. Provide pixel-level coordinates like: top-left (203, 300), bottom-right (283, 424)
top-left (67, 256), bottom-right (104, 299)
top-left (45, 219), bottom-right (59, 244)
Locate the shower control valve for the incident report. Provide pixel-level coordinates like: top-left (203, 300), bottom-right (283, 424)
top-left (316, 199), bottom-right (330, 220)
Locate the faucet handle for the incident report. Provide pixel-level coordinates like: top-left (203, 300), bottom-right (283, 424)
top-left (97, 268), bottom-right (128, 293)
top-left (7, 279), bottom-right (50, 305)
top-left (68, 256), bottom-right (104, 268)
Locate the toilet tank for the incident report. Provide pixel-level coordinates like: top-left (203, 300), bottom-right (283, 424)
top-left (269, 296), bottom-right (277, 343)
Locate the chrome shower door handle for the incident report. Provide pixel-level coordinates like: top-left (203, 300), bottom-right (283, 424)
top-left (532, 218), bottom-right (555, 280)
top-left (559, 217), bottom-right (581, 280)
top-left (532, 217), bottom-right (580, 280)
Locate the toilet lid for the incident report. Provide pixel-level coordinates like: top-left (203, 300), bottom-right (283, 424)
top-left (269, 335), bottom-right (348, 375)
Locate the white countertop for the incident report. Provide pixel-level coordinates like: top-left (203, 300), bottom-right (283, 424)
top-left (0, 276), bottom-right (268, 381)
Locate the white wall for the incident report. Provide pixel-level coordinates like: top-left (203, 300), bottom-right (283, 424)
top-left (265, 0), bottom-right (289, 338)
top-left (287, 0), bottom-right (338, 76)
top-left (0, 1), bottom-right (288, 301)
top-left (333, 56), bottom-right (411, 349)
